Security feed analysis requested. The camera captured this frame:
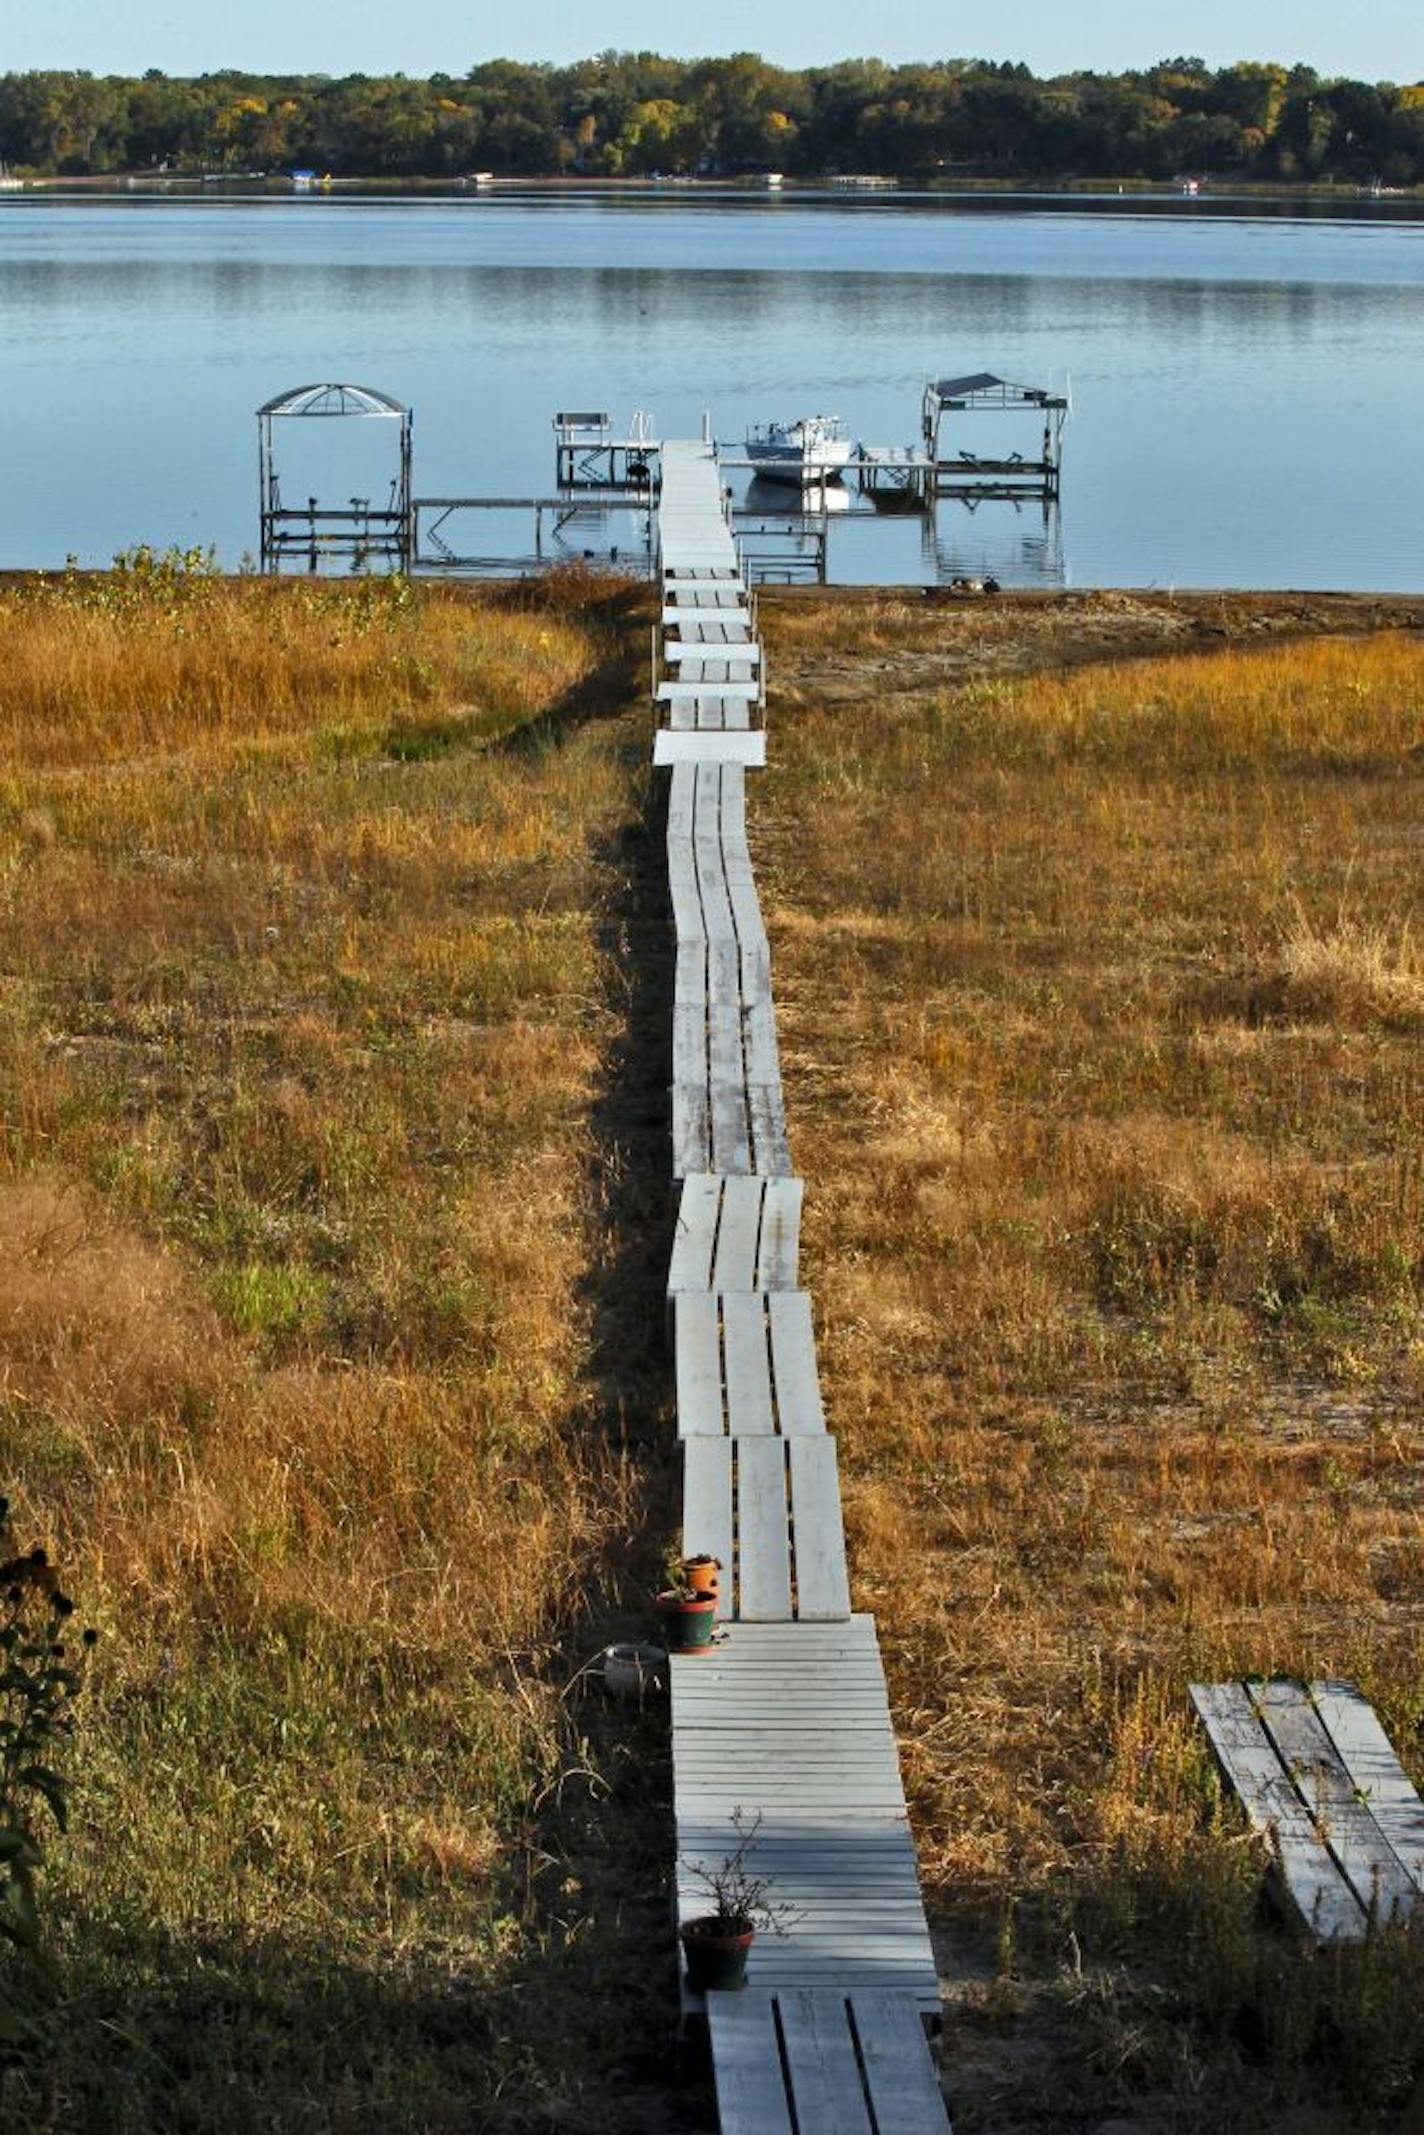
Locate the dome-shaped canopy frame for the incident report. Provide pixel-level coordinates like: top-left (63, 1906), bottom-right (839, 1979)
top-left (257, 382), bottom-right (409, 421)
top-left (257, 380), bottom-right (413, 572)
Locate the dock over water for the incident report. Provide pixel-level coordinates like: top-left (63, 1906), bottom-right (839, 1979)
top-left (653, 440), bottom-right (952, 2132)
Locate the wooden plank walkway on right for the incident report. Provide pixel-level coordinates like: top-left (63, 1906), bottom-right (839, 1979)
top-left (1190, 1677), bottom-right (1424, 1939)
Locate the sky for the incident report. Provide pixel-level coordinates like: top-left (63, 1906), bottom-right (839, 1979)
top-left (3, 0), bottom-right (1419, 81)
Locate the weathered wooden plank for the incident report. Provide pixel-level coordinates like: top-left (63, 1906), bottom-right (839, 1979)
top-left (1190, 1682), bottom-right (1365, 1941)
top-left (770, 1290), bottom-right (826, 1435)
top-left (667, 843), bottom-right (704, 946)
top-left (665, 761), bottom-right (696, 839)
top-left (654, 730), bottom-right (767, 768)
top-left (665, 642), bottom-right (762, 669)
top-left (785, 1434), bottom-right (853, 1614)
top-left (737, 1438), bottom-right (792, 1621)
top-left (707, 1995), bottom-right (796, 2135)
top-left (669, 1174), bottom-right (721, 1295)
top-left (703, 695), bottom-right (753, 730)
top-left (714, 1177), bottom-right (764, 1290)
top-left (758, 1178), bottom-right (803, 1290)
top-left (674, 936), bottom-right (706, 999)
top-left (1255, 1680), bottom-right (1417, 1924)
top-left (676, 1293), bottom-right (724, 1438)
top-left (672, 997), bottom-right (707, 1087)
top-left (1312, 1680), bottom-right (1424, 1893)
top-left (776, 1990), bottom-right (874, 2135)
top-left (722, 1292), bottom-right (776, 1436)
top-left (706, 940), bottom-right (745, 1086)
top-left (748, 1082), bottom-right (794, 1175)
top-left (683, 1437), bottom-right (733, 1619)
top-left (710, 1080), bottom-right (754, 1175)
top-left (658, 679), bottom-right (762, 704)
top-left (849, 1994), bottom-right (952, 2134)
top-left (671, 1082), bottom-right (710, 1182)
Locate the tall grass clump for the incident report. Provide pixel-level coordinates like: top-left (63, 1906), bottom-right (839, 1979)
top-left (0, 570), bottom-right (683, 2131)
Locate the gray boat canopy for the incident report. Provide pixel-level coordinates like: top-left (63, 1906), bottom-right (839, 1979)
top-left (929, 372), bottom-right (1068, 409)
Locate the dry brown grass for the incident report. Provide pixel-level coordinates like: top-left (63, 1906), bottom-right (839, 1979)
top-left (0, 569), bottom-right (691, 2132)
top-left (758, 622), bottom-right (1424, 2129)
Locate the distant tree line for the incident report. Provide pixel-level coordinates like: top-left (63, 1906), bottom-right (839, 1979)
top-left (3, 53), bottom-right (1423, 185)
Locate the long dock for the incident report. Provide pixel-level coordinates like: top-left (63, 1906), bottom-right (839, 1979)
top-left (654, 440), bottom-right (953, 2132)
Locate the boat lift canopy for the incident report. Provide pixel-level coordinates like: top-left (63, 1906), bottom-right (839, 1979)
top-left (927, 372), bottom-right (1068, 412)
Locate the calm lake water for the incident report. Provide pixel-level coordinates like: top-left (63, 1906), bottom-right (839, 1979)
top-left (1, 189), bottom-right (1422, 588)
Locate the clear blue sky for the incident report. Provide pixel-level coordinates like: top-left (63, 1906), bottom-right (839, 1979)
top-left (4, 0), bottom-right (1420, 81)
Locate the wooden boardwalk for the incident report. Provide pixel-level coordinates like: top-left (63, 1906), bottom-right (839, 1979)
top-left (1191, 1678), bottom-right (1424, 1940)
top-left (654, 442), bottom-right (952, 2132)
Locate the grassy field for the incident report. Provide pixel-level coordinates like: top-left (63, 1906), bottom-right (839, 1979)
top-left (0, 563), bottom-right (696, 2132)
top-left (1, 571), bottom-right (1421, 2130)
top-left (757, 612), bottom-right (1424, 2131)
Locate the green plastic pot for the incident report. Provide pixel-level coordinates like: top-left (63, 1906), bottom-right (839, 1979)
top-left (654, 1589), bottom-right (716, 1653)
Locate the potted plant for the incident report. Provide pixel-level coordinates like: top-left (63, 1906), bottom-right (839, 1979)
top-left (653, 1546), bottom-right (718, 1653)
top-left (679, 1809), bottom-right (798, 1993)
top-left (681, 1553), bottom-right (721, 1598)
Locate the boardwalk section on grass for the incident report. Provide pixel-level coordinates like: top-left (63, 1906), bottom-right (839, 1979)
top-left (1190, 1677), bottom-right (1424, 1940)
top-left (654, 441), bottom-right (951, 2132)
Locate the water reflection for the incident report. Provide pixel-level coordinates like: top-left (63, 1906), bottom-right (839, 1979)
top-left (0, 198), bottom-right (1420, 586)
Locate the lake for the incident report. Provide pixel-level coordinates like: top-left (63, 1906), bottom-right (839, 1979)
top-left (1, 188), bottom-right (1422, 588)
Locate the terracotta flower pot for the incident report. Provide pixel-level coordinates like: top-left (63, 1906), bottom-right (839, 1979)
top-left (682, 1555), bottom-right (722, 1597)
top-left (653, 1589), bottom-right (717, 1652)
top-left (681, 1915), bottom-right (755, 1992)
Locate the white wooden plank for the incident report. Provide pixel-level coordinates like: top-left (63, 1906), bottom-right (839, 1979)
top-left (740, 968), bottom-right (780, 1074)
top-left (777, 1990), bottom-right (875, 2135)
top-left (667, 839), bottom-right (704, 945)
top-left (674, 938), bottom-right (706, 1001)
top-left (701, 695), bottom-right (753, 730)
top-left (1312, 1680), bottom-right (1424, 1892)
top-left (672, 997), bottom-right (707, 1086)
top-left (710, 1080), bottom-right (754, 1175)
top-left (736, 1437), bottom-right (792, 1622)
top-left (671, 1082), bottom-right (710, 1181)
top-left (676, 1292), bottom-right (724, 1438)
top-left (748, 1082), bottom-right (794, 1174)
top-left (770, 1291), bottom-right (826, 1434)
top-left (654, 730), bottom-right (767, 768)
top-left (1256, 1681), bottom-right (1417, 1923)
top-left (657, 679), bottom-right (762, 704)
top-left (669, 1174), bottom-right (720, 1295)
top-left (758, 1178), bottom-right (804, 1291)
top-left (706, 945), bottom-right (745, 1076)
top-left (665, 642), bottom-right (762, 669)
top-left (790, 1438), bottom-right (852, 1620)
top-left (722, 1293), bottom-right (775, 1436)
top-left (848, 1994), bottom-right (952, 2134)
top-left (714, 1177), bottom-right (764, 1290)
top-left (1190, 1682), bottom-right (1365, 1941)
top-left (665, 761), bottom-right (696, 839)
top-left (707, 1996), bottom-right (795, 2135)
top-left (683, 1437), bottom-right (733, 1619)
